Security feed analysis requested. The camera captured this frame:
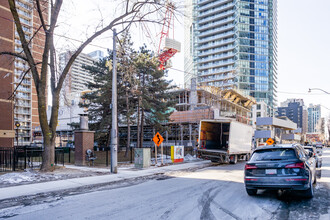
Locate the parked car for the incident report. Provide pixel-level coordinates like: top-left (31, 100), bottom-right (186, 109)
top-left (304, 146), bottom-right (322, 168)
top-left (314, 144), bottom-right (323, 156)
top-left (244, 144), bottom-right (316, 198)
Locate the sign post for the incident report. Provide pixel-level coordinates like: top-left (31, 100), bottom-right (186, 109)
top-left (155, 142), bottom-right (157, 165)
top-left (152, 132), bottom-right (164, 166)
top-left (161, 142), bottom-right (164, 165)
top-left (15, 122), bottom-right (20, 147)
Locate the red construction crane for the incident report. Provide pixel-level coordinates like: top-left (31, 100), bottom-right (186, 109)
top-left (157, 1), bottom-right (181, 70)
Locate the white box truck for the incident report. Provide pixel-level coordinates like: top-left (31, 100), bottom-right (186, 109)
top-left (198, 119), bottom-right (253, 164)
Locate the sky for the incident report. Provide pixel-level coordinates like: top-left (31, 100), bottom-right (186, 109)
top-left (276, 0), bottom-right (330, 118)
top-left (56, 0), bottom-right (330, 118)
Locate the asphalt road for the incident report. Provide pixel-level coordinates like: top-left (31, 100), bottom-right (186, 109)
top-left (1, 149), bottom-right (330, 220)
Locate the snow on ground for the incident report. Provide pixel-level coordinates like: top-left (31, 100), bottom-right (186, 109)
top-left (0, 169), bottom-right (61, 186)
top-left (0, 171), bottom-right (39, 184)
top-left (0, 154), bottom-right (202, 188)
top-left (184, 154), bottom-right (196, 161)
top-left (0, 167), bottom-right (106, 188)
top-left (151, 153), bottom-right (200, 166)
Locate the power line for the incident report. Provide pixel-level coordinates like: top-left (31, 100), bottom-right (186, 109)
top-left (1, 13), bottom-right (328, 100)
top-left (0, 15), bottom-right (110, 50)
top-left (277, 91), bottom-right (326, 95)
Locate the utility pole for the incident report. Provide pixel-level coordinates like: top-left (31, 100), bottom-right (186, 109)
top-left (111, 29), bottom-right (118, 173)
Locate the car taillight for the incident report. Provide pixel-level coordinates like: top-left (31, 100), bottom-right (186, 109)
top-left (285, 162), bottom-right (304, 169)
top-left (245, 164), bottom-right (257, 170)
top-left (285, 178), bottom-right (307, 182)
top-left (245, 178), bottom-right (258, 181)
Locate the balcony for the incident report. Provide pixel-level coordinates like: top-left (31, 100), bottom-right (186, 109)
top-left (199, 66), bottom-right (235, 77)
top-left (198, 16), bottom-right (235, 31)
top-left (16, 102), bottom-right (30, 107)
top-left (198, 59), bottom-right (235, 71)
top-left (199, 23), bottom-right (235, 38)
top-left (198, 10), bottom-right (235, 25)
top-left (16, 87), bottom-right (31, 93)
top-left (198, 0), bottom-right (233, 12)
top-left (16, 95), bottom-right (31, 100)
top-left (198, 31), bottom-right (235, 44)
top-left (198, 52), bottom-right (235, 64)
top-left (198, 2), bottom-right (235, 18)
top-left (198, 38), bottom-right (235, 51)
top-left (198, 44), bottom-right (235, 57)
top-left (14, 110), bottom-right (31, 115)
top-left (199, 73), bottom-right (236, 83)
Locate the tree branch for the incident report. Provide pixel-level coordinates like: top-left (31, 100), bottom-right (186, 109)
top-left (36, 0), bottom-right (47, 31)
top-left (8, 0), bottom-right (40, 87)
top-left (7, 66), bottom-right (31, 100)
top-left (49, 36), bottom-right (56, 94)
top-left (0, 51), bottom-right (28, 62)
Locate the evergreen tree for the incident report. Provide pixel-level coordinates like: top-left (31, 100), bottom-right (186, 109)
top-left (134, 46), bottom-right (176, 148)
top-left (80, 55), bottom-right (113, 147)
top-left (82, 39), bottom-right (176, 152)
top-left (117, 32), bottom-right (138, 156)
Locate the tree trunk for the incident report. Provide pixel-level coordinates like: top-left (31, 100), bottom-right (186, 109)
top-left (40, 90), bottom-right (60, 172)
top-left (41, 136), bottom-right (56, 172)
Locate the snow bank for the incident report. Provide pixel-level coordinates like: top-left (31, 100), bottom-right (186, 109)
top-left (184, 154), bottom-right (196, 161)
top-left (0, 170), bottom-right (38, 184)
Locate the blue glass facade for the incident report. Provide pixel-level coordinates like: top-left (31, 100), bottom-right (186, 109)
top-left (186, 0), bottom-right (277, 112)
top-left (307, 105), bottom-right (321, 133)
top-left (236, 0), bottom-right (277, 111)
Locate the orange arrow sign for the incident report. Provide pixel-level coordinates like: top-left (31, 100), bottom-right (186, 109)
top-left (266, 138), bottom-right (274, 145)
top-left (153, 132), bottom-right (164, 147)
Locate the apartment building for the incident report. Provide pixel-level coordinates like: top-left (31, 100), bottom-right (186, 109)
top-left (185, 0), bottom-right (278, 115)
top-left (59, 50), bottom-right (103, 106)
top-left (0, 0), bottom-right (48, 146)
top-left (276, 99), bottom-right (308, 134)
top-left (308, 104), bottom-right (321, 133)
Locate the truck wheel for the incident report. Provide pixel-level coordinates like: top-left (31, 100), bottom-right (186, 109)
top-left (229, 155), bottom-right (237, 164)
top-left (246, 188), bottom-right (257, 196)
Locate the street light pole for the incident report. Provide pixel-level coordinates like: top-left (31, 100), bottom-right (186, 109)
top-left (15, 122), bottom-right (20, 147)
top-left (308, 88), bottom-right (330, 94)
top-left (110, 29), bottom-right (118, 174)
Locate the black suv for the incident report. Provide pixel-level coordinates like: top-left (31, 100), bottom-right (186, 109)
top-left (244, 144), bottom-right (316, 198)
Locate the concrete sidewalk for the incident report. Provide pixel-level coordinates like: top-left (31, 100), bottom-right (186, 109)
top-left (0, 160), bottom-right (212, 201)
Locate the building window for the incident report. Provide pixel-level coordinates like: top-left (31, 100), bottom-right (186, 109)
top-left (257, 104), bottom-right (261, 110)
top-left (257, 112), bottom-right (261, 117)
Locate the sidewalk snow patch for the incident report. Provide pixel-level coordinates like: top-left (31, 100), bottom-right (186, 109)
top-left (0, 171), bottom-right (38, 184)
top-left (184, 154), bottom-right (195, 161)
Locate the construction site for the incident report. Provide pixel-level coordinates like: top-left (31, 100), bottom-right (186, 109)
top-left (115, 82), bottom-right (257, 150)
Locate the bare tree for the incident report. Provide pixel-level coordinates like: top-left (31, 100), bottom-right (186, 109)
top-left (0, 0), bottom-right (167, 171)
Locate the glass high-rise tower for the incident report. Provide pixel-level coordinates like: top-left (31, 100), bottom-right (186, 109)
top-left (184, 0), bottom-right (277, 113)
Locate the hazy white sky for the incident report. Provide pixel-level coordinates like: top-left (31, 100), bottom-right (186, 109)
top-left (277, 0), bottom-right (330, 118)
top-left (57, 0), bottom-right (330, 117)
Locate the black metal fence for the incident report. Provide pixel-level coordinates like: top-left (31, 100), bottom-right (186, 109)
top-left (0, 146), bottom-right (65, 172)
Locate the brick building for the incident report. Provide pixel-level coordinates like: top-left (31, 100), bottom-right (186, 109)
top-left (0, 0), bottom-right (48, 146)
top-left (0, 1), bottom-right (15, 147)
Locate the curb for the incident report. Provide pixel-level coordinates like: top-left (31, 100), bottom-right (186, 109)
top-left (0, 161), bottom-right (213, 203)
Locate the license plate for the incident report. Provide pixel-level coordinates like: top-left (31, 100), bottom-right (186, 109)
top-left (265, 169), bottom-right (277, 175)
